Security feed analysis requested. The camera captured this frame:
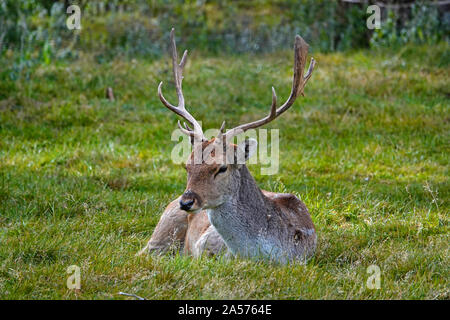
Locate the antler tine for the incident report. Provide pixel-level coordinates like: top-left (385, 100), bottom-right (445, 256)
top-left (214, 121), bottom-right (227, 142)
top-left (183, 122), bottom-right (193, 131)
top-left (170, 28), bottom-right (183, 105)
top-left (179, 50), bottom-right (188, 69)
top-left (303, 57), bottom-right (316, 84)
top-left (158, 28), bottom-right (206, 141)
top-left (224, 35), bottom-right (315, 140)
top-left (177, 120), bottom-right (195, 137)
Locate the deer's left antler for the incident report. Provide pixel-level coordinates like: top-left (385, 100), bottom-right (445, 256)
top-left (222, 35), bottom-right (316, 141)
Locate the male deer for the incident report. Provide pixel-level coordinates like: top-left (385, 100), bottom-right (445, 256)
top-left (139, 29), bottom-right (317, 263)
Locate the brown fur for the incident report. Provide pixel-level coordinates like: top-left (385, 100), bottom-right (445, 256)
top-left (140, 188), bottom-right (315, 259)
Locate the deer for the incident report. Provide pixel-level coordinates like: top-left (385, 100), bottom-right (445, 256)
top-left (139, 28), bottom-right (317, 263)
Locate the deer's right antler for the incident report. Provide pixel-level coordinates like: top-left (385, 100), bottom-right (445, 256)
top-left (158, 28), bottom-right (206, 142)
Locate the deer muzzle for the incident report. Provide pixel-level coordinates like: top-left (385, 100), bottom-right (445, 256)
top-left (179, 190), bottom-right (202, 211)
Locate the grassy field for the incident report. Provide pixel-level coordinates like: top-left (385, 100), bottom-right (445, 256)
top-left (0, 42), bottom-right (448, 299)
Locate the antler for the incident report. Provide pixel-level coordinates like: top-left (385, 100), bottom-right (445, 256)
top-left (158, 28), bottom-right (206, 142)
top-left (223, 35), bottom-right (316, 140)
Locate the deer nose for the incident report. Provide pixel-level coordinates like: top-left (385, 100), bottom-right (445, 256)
top-left (179, 199), bottom-right (194, 211)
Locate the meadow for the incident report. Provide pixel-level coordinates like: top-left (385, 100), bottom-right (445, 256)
top-left (0, 42), bottom-right (448, 299)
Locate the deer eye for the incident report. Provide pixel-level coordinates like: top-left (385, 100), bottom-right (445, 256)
top-left (215, 166), bottom-right (227, 177)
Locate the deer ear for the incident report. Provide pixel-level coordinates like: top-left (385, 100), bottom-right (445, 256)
top-left (236, 138), bottom-right (257, 163)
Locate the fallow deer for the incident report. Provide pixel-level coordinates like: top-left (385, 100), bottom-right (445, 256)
top-left (139, 29), bottom-right (316, 263)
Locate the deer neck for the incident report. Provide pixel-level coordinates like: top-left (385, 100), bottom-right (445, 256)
top-left (206, 165), bottom-right (271, 256)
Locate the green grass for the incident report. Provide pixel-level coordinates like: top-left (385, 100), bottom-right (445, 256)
top-left (0, 43), bottom-right (449, 299)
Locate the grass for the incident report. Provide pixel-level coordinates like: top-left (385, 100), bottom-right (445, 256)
top-left (0, 42), bottom-right (448, 299)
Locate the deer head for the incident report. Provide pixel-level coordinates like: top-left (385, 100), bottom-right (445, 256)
top-left (158, 28), bottom-right (315, 212)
